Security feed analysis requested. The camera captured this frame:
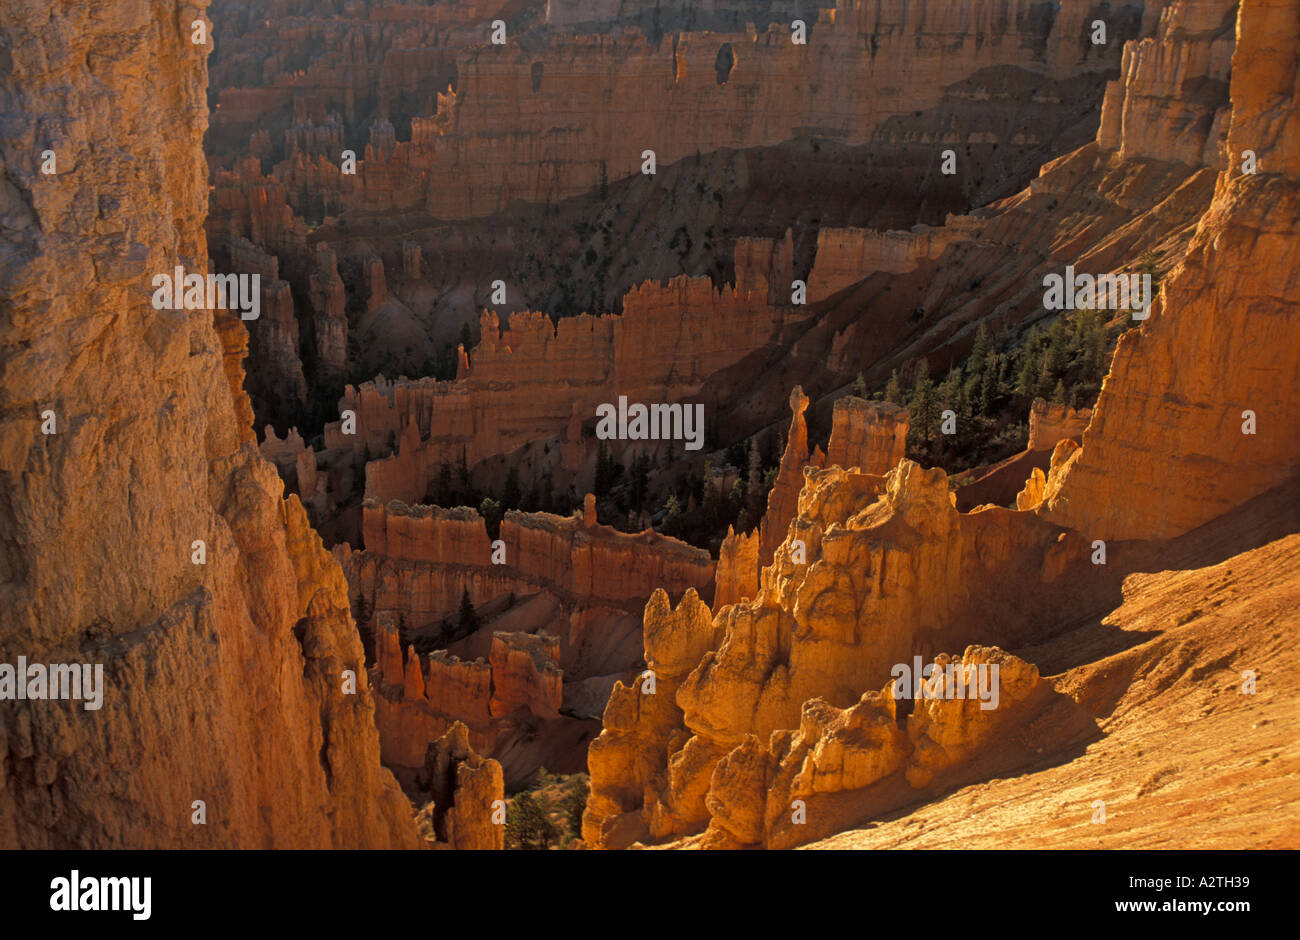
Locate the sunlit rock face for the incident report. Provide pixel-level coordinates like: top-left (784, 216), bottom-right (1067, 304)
top-left (0, 0), bottom-right (416, 848)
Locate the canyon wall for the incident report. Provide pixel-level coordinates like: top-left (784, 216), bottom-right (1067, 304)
top-left (274, 0), bottom-right (1142, 220)
top-left (1043, 0), bottom-right (1300, 540)
top-left (784, 1), bottom-right (1241, 393)
top-left (352, 499), bottom-right (714, 623)
top-left (338, 243), bottom-right (799, 505)
top-left (1026, 398), bottom-right (1092, 452)
top-left (347, 498), bottom-right (713, 779)
top-left (954, 398), bottom-right (1092, 511)
top-left (0, 0), bottom-right (416, 847)
top-left (203, 0), bottom-right (1148, 452)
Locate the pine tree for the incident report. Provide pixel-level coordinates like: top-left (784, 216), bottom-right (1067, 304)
top-left (505, 790), bottom-right (559, 850)
top-left (479, 496), bottom-right (503, 539)
top-left (1138, 249), bottom-right (1161, 296)
top-left (629, 454), bottom-right (651, 510)
top-left (502, 466), bottom-right (521, 509)
top-left (967, 323), bottom-right (990, 393)
top-left (594, 441), bottom-right (616, 497)
top-left (436, 461), bottom-right (453, 506)
top-left (1080, 309), bottom-right (1106, 383)
top-left (457, 448), bottom-right (471, 503)
top-left (746, 438), bottom-right (765, 522)
top-left (458, 587), bottom-right (479, 634)
top-left (853, 372), bottom-right (868, 398)
top-left (941, 366), bottom-right (961, 409)
top-left (909, 361), bottom-right (937, 443)
top-left (978, 352), bottom-right (997, 415)
top-left (1045, 316), bottom-right (1071, 378)
top-left (1016, 339), bottom-right (1039, 400)
top-left (563, 777), bottom-right (589, 839)
top-left (662, 493), bottom-right (683, 537)
top-left (883, 369), bottom-right (902, 405)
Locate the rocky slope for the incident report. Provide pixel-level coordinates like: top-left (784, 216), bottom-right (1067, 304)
top-left (0, 0), bottom-right (416, 848)
top-left (813, 521), bottom-right (1300, 849)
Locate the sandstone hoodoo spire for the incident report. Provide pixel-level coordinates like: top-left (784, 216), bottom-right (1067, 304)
top-left (2, 0), bottom-right (1297, 870)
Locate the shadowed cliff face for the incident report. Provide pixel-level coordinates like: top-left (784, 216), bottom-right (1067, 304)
top-left (0, 0), bottom-right (416, 848)
top-left (202, 0), bottom-right (1142, 440)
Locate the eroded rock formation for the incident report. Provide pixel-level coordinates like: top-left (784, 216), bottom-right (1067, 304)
top-left (418, 721), bottom-right (505, 850)
top-left (351, 498), bottom-right (714, 786)
top-left (1042, 0), bottom-right (1300, 540)
top-left (584, 458), bottom-right (1100, 847)
top-left (0, 0), bottom-right (415, 848)
top-left (583, 0), bottom-right (1300, 852)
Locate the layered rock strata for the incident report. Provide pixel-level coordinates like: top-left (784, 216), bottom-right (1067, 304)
top-left (350, 499), bottom-right (713, 783)
top-left (213, 0), bottom-right (1140, 220)
top-left (1043, 0), bottom-right (1300, 540)
top-left (326, 244), bottom-right (801, 507)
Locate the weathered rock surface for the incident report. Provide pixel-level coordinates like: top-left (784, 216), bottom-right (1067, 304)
top-left (353, 499), bottom-right (713, 786)
top-left (335, 246), bottom-right (800, 508)
top-left (584, 0), bottom-right (1300, 853)
top-left (0, 0), bottom-right (416, 848)
top-left (1043, 0), bottom-right (1300, 540)
top-left (419, 721), bottom-right (504, 850)
top-left (584, 459), bottom-right (1099, 846)
top-left (813, 526), bottom-right (1300, 849)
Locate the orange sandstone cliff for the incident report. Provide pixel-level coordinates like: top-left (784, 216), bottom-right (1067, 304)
top-left (0, 0), bottom-right (416, 848)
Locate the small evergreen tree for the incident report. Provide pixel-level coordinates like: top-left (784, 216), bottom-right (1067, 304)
top-left (908, 361), bottom-right (937, 443)
top-left (967, 323), bottom-right (991, 391)
top-left (662, 493), bottom-right (683, 537)
top-left (457, 448), bottom-right (472, 504)
top-left (458, 587), bottom-right (479, 634)
top-left (978, 352), bottom-right (997, 415)
top-left (502, 466), bottom-right (521, 509)
top-left (479, 496), bottom-right (503, 539)
top-left (436, 461), bottom-right (453, 506)
top-left (505, 791), bottom-right (559, 850)
top-left (563, 777), bottom-right (589, 839)
top-left (1015, 335), bottom-right (1040, 400)
top-left (1045, 317), bottom-right (1071, 378)
top-left (629, 453), bottom-right (652, 510)
top-left (883, 369), bottom-right (902, 405)
top-left (745, 438), bottom-right (765, 522)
